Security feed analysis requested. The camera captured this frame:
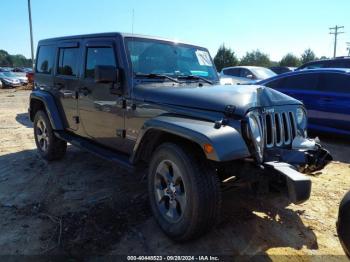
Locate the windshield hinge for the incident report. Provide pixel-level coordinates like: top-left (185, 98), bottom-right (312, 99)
top-left (224, 105), bottom-right (236, 117)
top-left (116, 129), bottom-right (126, 138)
top-left (122, 99), bottom-right (127, 109)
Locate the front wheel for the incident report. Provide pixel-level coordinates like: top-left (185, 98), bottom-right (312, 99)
top-left (148, 143), bottom-right (221, 241)
top-left (34, 110), bottom-right (67, 161)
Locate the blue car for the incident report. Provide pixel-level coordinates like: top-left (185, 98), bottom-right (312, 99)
top-left (258, 69), bottom-right (350, 135)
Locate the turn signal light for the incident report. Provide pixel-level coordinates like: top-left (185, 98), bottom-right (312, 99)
top-left (203, 144), bottom-right (214, 154)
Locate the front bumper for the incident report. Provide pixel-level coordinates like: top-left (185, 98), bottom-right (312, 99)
top-left (264, 161), bottom-right (311, 204)
top-left (264, 141), bottom-right (332, 173)
top-left (259, 138), bottom-right (331, 204)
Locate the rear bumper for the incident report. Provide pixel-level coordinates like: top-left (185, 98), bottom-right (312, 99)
top-left (264, 161), bottom-right (311, 204)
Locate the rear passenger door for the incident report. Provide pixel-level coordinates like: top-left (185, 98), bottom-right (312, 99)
top-left (54, 41), bottom-right (81, 131)
top-left (317, 73), bottom-right (350, 131)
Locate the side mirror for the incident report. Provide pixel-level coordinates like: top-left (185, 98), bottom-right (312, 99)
top-left (94, 65), bottom-right (118, 83)
top-left (246, 74), bottom-right (254, 79)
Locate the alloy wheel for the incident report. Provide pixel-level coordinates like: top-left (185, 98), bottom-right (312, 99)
top-left (154, 160), bottom-right (187, 223)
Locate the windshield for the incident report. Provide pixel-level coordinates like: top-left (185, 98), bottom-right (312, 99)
top-left (126, 38), bottom-right (219, 82)
top-left (251, 67), bottom-right (276, 79)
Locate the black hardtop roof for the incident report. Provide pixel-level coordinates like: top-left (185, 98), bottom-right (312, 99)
top-left (38, 32), bottom-right (196, 46)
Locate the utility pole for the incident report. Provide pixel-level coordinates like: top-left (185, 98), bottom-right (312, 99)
top-left (329, 25), bottom-right (344, 58)
top-left (347, 42), bottom-right (350, 56)
top-left (27, 0), bottom-right (35, 69)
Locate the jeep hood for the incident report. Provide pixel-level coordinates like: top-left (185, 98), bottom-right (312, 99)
top-left (133, 84), bottom-right (302, 116)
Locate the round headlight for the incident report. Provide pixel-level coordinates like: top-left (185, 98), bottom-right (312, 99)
top-left (249, 116), bottom-right (262, 143)
top-left (296, 107), bottom-right (306, 127)
top-left (248, 115), bottom-right (263, 162)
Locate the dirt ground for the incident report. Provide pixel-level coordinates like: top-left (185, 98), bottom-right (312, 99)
top-left (0, 88), bottom-right (349, 260)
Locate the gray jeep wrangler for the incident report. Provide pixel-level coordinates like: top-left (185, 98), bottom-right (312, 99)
top-left (29, 33), bottom-right (331, 241)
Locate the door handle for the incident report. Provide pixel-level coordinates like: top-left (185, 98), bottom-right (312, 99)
top-left (54, 82), bottom-right (64, 89)
top-left (79, 87), bottom-right (91, 96)
top-left (60, 90), bottom-right (74, 98)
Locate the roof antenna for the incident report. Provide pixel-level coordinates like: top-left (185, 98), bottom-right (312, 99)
top-left (132, 8), bottom-right (135, 36)
top-left (130, 8), bottom-right (135, 97)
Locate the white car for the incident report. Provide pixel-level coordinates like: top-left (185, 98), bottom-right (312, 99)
top-left (220, 66), bottom-right (276, 84)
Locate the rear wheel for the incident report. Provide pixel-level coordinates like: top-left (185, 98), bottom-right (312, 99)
top-left (34, 110), bottom-right (67, 161)
top-left (148, 143), bottom-right (221, 241)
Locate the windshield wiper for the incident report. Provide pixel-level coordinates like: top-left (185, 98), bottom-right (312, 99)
top-left (177, 75), bottom-right (213, 85)
top-left (134, 73), bottom-right (180, 83)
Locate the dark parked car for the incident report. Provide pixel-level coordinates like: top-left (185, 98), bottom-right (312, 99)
top-left (338, 191), bottom-right (350, 258)
top-left (297, 57), bottom-right (350, 70)
top-left (258, 69), bottom-right (350, 135)
top-left (29, 33), bottom-right (331, 240)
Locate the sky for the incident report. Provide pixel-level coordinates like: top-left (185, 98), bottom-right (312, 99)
top-left (1, 0), bottom-right (349, 61)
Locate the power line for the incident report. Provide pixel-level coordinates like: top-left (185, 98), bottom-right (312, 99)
top-left (329, 25), bottom-right (344, 58)
top-left (27, 0), bottom-right (35, 69)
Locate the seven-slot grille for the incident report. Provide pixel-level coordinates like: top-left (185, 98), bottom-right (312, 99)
top-left (263, 111), bottom-right (297, 148)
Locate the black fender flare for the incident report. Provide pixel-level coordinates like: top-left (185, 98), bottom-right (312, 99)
top-left (130, 115), bottom-right (250, 163)
top-left (29, 90), bottom-right (64, 130)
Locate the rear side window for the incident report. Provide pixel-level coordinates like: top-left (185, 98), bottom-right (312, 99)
top-left (57, 48), bottom-right (79, 76)
top-left (36, 45), bottom-right (55, 74)
top-left (85, 47), bottom-right (116, 79)
top-left (319, 73), bottom-right (350, 93)
top-left (280, 74), bottom-right (320, 90)
top-left (304, 63), bottom-right (324, 69)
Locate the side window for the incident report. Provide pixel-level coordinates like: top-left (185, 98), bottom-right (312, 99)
top-left (223, 68), bottom-right (239, 76)
top-left (240, 69), bottom-right (252, 78)
top-left (282, 74), bottom-right (319, 90)
top-left (304, 63), bottom-right (324, 69)
top-left (36, 45), bottom-right (55, 74)
top-left (85, 47), bottom-right (116, 79)
top-left (319, 73), bottom-right (350, 93)
top-left (57, 48), bottom-right (79, 76)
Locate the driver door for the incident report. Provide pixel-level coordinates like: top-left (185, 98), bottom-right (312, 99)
top-left (78, 39), bottom-right (126, 151)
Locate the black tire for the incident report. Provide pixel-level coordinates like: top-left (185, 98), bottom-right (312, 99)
top-left (148, 142), bottom-right (221, 241)
top-left (33, 110), bottom-right (67, 161)
top-left (338, 191), bottom-right (350, 258)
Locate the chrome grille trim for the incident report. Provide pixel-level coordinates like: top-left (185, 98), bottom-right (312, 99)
top-left (264, 111), bottom-right (297, 148)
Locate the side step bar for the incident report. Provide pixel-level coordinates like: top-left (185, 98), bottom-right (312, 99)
top-left (54, 131), bottom-right (134, 171)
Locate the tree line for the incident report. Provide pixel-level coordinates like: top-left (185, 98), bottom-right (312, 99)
top-left (214, 44), bottom-right (324, 71)
top-left (0, 45), bottom-right (323, 71)
top-left (0, 50), bottom-right (32, 67)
